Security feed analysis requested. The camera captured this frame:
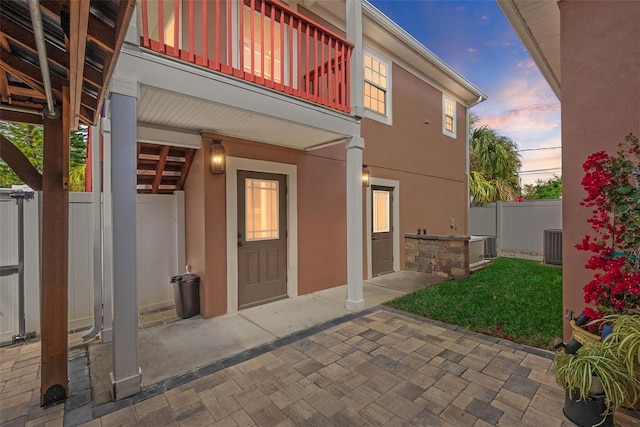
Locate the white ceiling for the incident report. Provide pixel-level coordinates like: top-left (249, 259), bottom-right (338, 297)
top-left (137, 85), bottom-right (348, 150)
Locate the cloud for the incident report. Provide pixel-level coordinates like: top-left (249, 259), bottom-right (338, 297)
top-left (455, 6), bottom-right (466, 12)
top-left (478, 104), bottom-right (560, 133)
top-left (467, 48), bottom-right (477, 53)
top-left (517, 60), bottom-right (536, 69)
top-left (481, 15), bottom-right (489, 21)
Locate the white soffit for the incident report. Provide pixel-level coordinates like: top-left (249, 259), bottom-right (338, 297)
top-left (137, 85), bottom-right (347, 150)
top-left (497, 0), bottom-right (561, 99)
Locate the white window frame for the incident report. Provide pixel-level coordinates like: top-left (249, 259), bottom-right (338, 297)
top-left (372, 190), bottom-right (390, 233)
top-left (363, 50), bottom-right (392, 126)
top-left (442, 94), bottom-right (457, 139)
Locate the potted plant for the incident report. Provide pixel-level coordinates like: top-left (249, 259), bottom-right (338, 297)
top-left (554, 337), bottom-right (632, 427)
top-left (554, 133), bottom-right (640, 426)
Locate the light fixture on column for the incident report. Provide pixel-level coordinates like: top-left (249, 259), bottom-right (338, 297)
top-left (362, 165), bottom-right (370, 187)
top-left (210, 139), bottom-right (225, 174)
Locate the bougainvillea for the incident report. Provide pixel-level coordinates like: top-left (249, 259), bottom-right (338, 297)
top-left (576, 133), bottom-right (640, 319)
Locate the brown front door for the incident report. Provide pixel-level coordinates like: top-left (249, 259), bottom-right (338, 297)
top-left (372, 186), bottom-right (393, 276)
top-left (237, 171), bottom-right (288, 309)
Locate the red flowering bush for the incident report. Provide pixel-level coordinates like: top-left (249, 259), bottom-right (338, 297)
top-left (576, 133), bottom-right (640, 319)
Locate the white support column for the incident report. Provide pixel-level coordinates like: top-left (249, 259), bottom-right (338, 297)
top-left (346, 136), bottom-right (365, 311)
top-left (347, 0), bottom-right (364, 118)
top-left (82, 124), bottom-right (104, 342)
top-left (175, 191), bottom-right (186, 273)
top-left (101, 117), bottom-right (113, 344)
top-left (109, 92), bottom-right (141, 400)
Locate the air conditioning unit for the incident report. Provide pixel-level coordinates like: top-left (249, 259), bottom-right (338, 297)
top-left (483, 236), bottom-right (497, 259)
top-left (544, 229), bottom-right (563, 265)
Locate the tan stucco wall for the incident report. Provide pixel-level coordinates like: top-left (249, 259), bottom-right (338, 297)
top-left (185, 135), bottom-right (348, 318)
top-left (362, 63), bottom-right (469, 271)
top-left (560, 0), bottom-right (640, 339)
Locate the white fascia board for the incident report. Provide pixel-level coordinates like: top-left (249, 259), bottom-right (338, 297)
top-left (496, 0), bottom-right (561, 100)
top-left (362, 1), bottom-right (487, 106)
top-left (116, 45), bottom-right (360, 138)
top-left (137, 125), bottom-right (202, 149)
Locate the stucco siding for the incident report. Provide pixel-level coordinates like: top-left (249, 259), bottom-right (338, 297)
top-left (185, 136), bottom-right (348, 317)
top-left (361, 62), bottom-right (469, 272)
top-left (560, 0), bottom-right (640, 338)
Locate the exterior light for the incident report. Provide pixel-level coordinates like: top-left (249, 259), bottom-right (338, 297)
top-left (633, 167), bottom-right (640, 189)
top-left (210, 139), bottom-right (225, 174)
top-left (362, 165), bottom-right (370, 187)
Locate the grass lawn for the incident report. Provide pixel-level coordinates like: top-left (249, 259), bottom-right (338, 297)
top-left (386, 257), bottom-right (563, 349)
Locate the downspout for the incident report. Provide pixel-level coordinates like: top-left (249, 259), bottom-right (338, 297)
top-left (28, 0), bottom-right (59, 119)
top-left (466, 95), bottom-right (486, 229)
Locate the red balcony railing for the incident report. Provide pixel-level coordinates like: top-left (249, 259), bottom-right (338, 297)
top-left (139, 0), bottom-right (352, 113)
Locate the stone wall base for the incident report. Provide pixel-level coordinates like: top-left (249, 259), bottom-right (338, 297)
top-left (405, 234), bottom-right (470, 279)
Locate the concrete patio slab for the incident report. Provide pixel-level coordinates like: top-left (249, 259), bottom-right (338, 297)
top-left (239, 293), bottom-right (351, 338)
top-left (86, 272), bottom-right (445, 408)
top-left (365, 270), bottom-right (449, 293)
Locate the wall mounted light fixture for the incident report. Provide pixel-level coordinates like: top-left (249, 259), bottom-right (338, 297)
top-left (362, 165), bottom-right (370, 187)
top-left (210, 139), bottom-right (225, 174)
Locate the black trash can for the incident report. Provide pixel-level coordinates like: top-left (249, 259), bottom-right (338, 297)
top-left (170, 274), bottom-right (200, 319)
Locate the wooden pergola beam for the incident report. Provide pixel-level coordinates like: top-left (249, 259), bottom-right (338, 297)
top-left (0, 109), bottom-right (44, 125)
top-left (40, 1), bottom-right (115, 54)
top-left (0, 35), bottom-right (9, 103)
top-left (1, 18), bottom-right (70, 70)
top-left (0, 46), bottom-right (65, 96)
top-left (68, 0), bottom-right (90, 130)
top-left (40, 86), bottom-right (69, 406)
top-left (0, 133), bottom-right (43, 190)
top-left (8, 86), bottom-right (45, 99)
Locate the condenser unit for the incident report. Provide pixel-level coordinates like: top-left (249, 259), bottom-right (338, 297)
top-left (483, 236), bottom-right (497, 259)
top-left (544, 229), bottom-right (563, 265)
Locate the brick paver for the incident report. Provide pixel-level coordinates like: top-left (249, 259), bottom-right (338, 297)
top-left (2, 307), bottom-right (640, 426)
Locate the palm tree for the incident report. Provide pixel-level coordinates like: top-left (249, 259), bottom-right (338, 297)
top-left (469, 125), bottom-right (521, 206)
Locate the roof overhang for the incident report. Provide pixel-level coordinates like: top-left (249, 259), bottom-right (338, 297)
top-left (497, 0), bottom-right (561, 100)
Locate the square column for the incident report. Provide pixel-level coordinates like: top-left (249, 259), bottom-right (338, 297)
top-left (347, 0), bottom-right (364, 118)
top-left (109, 92), bottom-right (141, 399)
top-left (346, 136), bottom-right (365, 311)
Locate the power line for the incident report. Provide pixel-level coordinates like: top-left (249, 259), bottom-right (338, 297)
top-left (519, 167), bottom-right (562, 175)
top-left (518, 146), bottom-right (562, 152)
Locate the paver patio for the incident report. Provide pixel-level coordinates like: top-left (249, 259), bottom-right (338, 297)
top-left (3, 306), bottom-right (640, 426)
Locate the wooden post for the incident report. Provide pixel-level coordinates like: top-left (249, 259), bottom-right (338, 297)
top-left (40, 87), bottom-right (70, 406)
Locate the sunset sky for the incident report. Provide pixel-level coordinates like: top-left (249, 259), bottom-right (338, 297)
top-left (369, 0), bottom-right (562, 186)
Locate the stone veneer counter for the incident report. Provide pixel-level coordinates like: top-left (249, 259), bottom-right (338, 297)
top-left (405, 234), bottom-right (470, 279)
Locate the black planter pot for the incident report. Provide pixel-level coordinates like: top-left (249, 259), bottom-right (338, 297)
top-left (564, 389), bottom-right (613, 427)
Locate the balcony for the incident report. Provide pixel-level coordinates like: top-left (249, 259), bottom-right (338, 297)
top-left (138, 0), bottom-right (352, 113)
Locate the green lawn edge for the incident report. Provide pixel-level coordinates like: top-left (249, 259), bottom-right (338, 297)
top-left (385, 257), bottom-right (563, 349)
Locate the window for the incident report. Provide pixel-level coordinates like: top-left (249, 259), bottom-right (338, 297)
top-left (245, 178), bottom-right (279, 240)
top-left (364, 53), bottom-right (388, 116)
top-left (443, 95), bottom-right (456, 138)
top-left (373, 190), bottom-right (390, 233)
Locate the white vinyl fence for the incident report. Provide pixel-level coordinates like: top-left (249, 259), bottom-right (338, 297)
top-left (470, 199), bottom-right (562, 256)
top-left (0, 191), bottom-right (184, 345)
